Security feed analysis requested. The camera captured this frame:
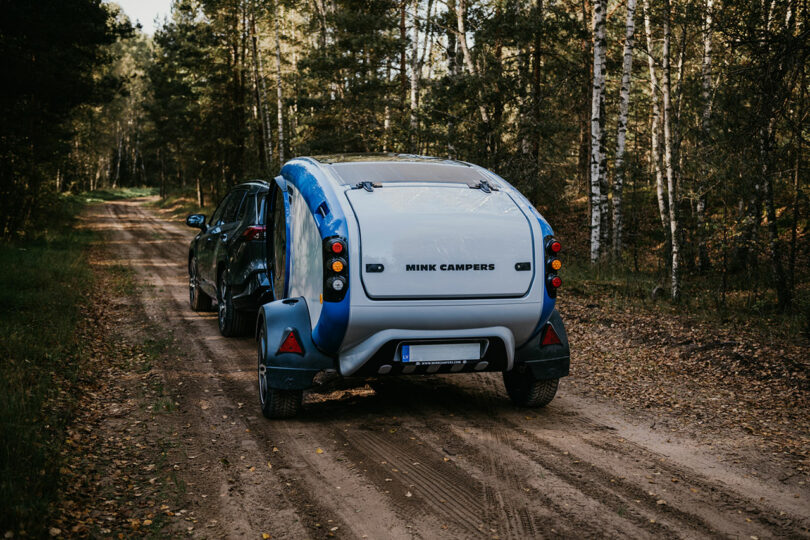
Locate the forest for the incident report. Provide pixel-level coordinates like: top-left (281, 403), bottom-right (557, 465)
top-left (1, 0), bottom-right (808, 318)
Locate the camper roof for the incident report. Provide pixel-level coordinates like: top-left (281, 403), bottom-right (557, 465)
top-left (309, 153), bottom-right (490, 186)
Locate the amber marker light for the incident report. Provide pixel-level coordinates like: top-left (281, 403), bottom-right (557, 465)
top-left (331, 260), bottom-right (344, 272)
top-left (551, 259), bottom-right (562, 271)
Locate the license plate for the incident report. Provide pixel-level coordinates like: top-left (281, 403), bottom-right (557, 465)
top-left (400, 343), bottom-right (481, 364)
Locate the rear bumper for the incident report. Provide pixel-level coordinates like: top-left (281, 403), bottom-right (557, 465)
top-left (338, 326), bottom-right (516, 376)
top-left (233, 271), bottom-right (272, 311)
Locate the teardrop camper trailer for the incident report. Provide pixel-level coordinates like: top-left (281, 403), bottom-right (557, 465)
top-left (256, 154), bottom-right (569, 418)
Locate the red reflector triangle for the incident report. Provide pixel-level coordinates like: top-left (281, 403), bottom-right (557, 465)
top-left (278, 331), bottom-right (303, 354)
top-left (541, 325), bottom-right (562, 346)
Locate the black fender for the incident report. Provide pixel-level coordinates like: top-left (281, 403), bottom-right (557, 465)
top-left (514, 309), bottom-right (570, 380)
top-left (257, 297), bottom-right (336, 390)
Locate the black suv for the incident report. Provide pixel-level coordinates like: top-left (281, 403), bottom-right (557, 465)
top-left (186, 181), bottom-right (273, 336)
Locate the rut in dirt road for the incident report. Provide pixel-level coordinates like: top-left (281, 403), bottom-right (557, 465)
top-left (94, 199), bottom-right (810, 539)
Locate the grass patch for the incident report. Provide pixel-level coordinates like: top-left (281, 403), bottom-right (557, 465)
top-left (0, 202), bottom-right (95, 534)
top-left (80, 186), bottom-right (157, 203)
top-left (149, 189), bottom-right (206, 223)
top-left (0, 186), bottom-right (151, 534)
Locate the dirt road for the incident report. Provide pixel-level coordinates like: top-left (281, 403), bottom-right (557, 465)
top-left (92, 198), bottom-right (809, 539)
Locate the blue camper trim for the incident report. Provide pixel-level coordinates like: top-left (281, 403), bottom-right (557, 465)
top-left (280, 159), bottom-right (351, 354)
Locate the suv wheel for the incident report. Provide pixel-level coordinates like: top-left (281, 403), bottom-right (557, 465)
top-left (189, 256), bottom-right (212, 311)
top-left (258, 325), bottom-right (302, 418)
top-left (218, 271), bottom-right (251, 337)
top-left (503, 367), bottom-right (559, 407)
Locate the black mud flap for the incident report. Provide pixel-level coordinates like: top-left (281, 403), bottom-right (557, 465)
top-left (514, 309), bottom-right (570, 380)
top-left (257, 297), bottom-right (336, 390)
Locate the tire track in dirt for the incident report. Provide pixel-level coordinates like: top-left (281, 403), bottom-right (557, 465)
top-left (96, 199), bottom-right (810, 539)
top-left (361, 374), bottom-right (807, 538)
top-left (103, 200), bottom-right (423, 539)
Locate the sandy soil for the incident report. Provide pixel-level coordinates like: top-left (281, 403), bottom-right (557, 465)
top-left (86, 198), bottom-right (810, 539)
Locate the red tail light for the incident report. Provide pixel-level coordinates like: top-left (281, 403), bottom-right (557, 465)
top-left (541, 325), bottom-right (562, 346)
top-left (242, 225), bottom-right (266, 241)
top-left (549, 276), bottom-right (562, 288)
top-left (549, 240), bottom-right (562, 254)
top-left (329, 240), bottom-right (345, 254)
top-left (277, 330), bottom-right (303, 355)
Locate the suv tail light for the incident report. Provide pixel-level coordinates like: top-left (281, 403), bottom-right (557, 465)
top-left (242, 225), bottom-right (266, 241)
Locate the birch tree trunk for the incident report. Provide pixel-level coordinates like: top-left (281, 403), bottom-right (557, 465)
top-left (613, 0), bottom-right (637, 257)
top-left (662, 0), bottom-right (681, 300)
top-left (696, 0), bottom-right (714, 272)
top-left (643, 0), bottom-right (669, 243)
top-left (273, 5), bottom-right (285, 165)
top-left (589, 0), bottom-right (607, 263)
top-left (456, 0), bottom-right (489, 124)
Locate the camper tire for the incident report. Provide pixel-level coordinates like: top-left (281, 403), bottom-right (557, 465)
top-left (503, 368), bottom-right (559, 407)
top-left (257, 325), bottom-right (303, 419)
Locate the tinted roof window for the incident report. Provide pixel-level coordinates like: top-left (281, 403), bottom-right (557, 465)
top-left (328, 162), bottom-right (488, 186)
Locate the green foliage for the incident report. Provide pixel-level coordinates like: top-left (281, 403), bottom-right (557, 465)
top-left (0, 0), bottom-right (132, 237)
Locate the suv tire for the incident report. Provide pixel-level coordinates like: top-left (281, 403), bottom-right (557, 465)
top-left (503, 368), bottom-right (559, 407)
top-left (189, 256), bottom-right (213, 311)
top-left (218, 271), bottom-right (251, 337)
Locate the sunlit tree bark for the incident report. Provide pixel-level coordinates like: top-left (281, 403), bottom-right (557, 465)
top-left (613, 0), bottom-right (637, 257)
top-left (589, 0), bottom-right (606, 262)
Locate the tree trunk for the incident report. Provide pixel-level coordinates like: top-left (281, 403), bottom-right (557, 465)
top-left (159, 148), bottom-right (166, 199)
top-left (613, 0), bottom-right (637, 257)
top-left (196, 175), bottom-right (204, 208)
top-left (274, 4), bottom-right (286, 165)
top-left (696, 0), bottom-right (714, 272)
top-left (578, 0), bottom-right (592, 195)
top-left (789, 63), bottom-right (804, 295)
top-left (446, 0), bottom-right (458, 158)
top-left (589, 0), bottom-right (607, 263)
top-left (400, 0), bottom-right (408, 110)
top-left (761, 118), bottom-right (791, 309)
top-left (643, 0), bottom-right (669, 243)
top-left (531, 0), bottom-right (544, 160)
top-left (249, 5), bottom-right (273, 172)
top-left (456, 0), bottom-right (489, 124)
top-left (409, 0), bottom-right (420, 150)
top-left (113, 129), bottom-right (123, 189)
top-left (662, 0), bottom-right (681, 301)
